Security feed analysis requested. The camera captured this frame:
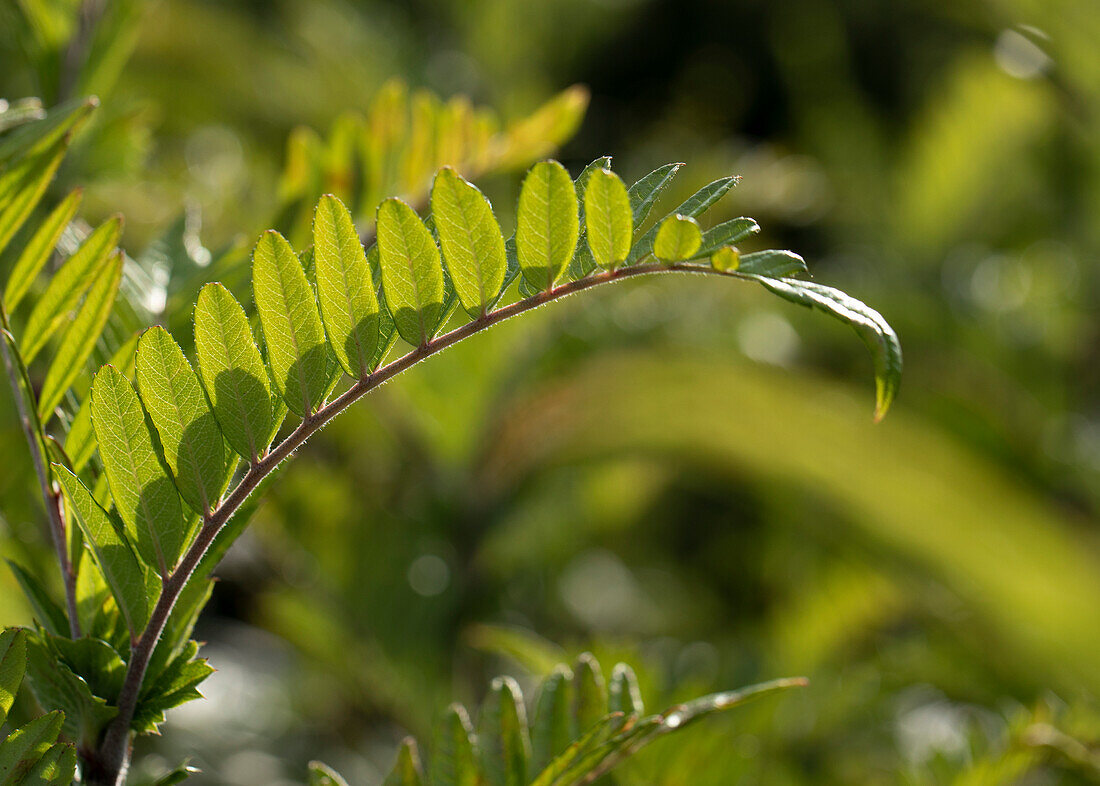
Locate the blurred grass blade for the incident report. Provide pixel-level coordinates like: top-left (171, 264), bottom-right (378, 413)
top-left (308, 761), bottom-right (349, 786)
top-left (22, 216), bottom-right (122, 362)
top-left (37, 252), bottom-right (122, 421)
top-left (608, 664), bottom-right (644, 716)
top-left (55, 465), bottom-right (151, 635)
top-left (91, 365), bottom-right (185, 574)
top-left (137, 326), bottom-right (228, 516)
top-left (383, 738), bottom-right (425, 786)
top-left (572, 653), bottom-right (607, 735)
top-left (0, 97), bottom-right (95, 166)
top-left (3, 188), bottom-right (82, 311)
top-left (376, 198), bottom-right (445, 346)
top-left (193, 283), bottom-right (272, 463)
top-left (531, 666), bottom-right (574, 773)
top-left (312, 194), bottom-right (380, 378)
top-left (584, 169), bottom-right (632, 271)
top-left (431, 167), bottom-right (507, 317)
top-left (0, 628), bottom-right (28, 726)
top-left (478, 676), bottom-right (531, 786)
top-left (431, 704), bottom-right (480, 786)
top-left (252, 230), bottom-right (336, 417)
top-left (750, 275), bottom-right (902, 420)
top-left (516, 160), bottom-right (578, 292)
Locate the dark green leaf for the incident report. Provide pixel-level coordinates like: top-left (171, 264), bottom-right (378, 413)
top-left (478, 676), bottom-right (530, 786)
top-left (626, 176), bottom-right (737, 265)
top-left (20, 740), bottom-right (77, 786)
top-left (627, 162), bottom-right (682, 227)
top-left (608, 663), bottom-right (643, 716)
top-left (695, 216), bottom-right (759, 258)
top-left (0, 628), bottom-right (27, 726)
top-left (5, 563), bottom-right (68, 638)
top-left (531, 666), bottom-right (573, 774)
top-left (737, 249), bottom-right (808, 277)
top-left (431, 704), bottom-right (479, 786)
top-left (383, 738), bottom-right (425, 786)
top-left (0, 710), bottom-right (63, 784)
top-left (572, 653), bottom-right (606, 734)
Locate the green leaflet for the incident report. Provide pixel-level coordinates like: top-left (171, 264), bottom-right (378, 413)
top-left (572, 653), bottom-right (607, 735)
top-left (529, 712), bottom-right (629, 786)
top-left (193, 283), bottom-right (272, 462)
top-left (132, 641), bottom-right (214, 733)
top-left (0, 136), bottom-right (67, 257)
top-left (23, 636), bottom-right (118, 744)
top-left (5, 562), bottom-right (68, 638)
top-left (137, 326), bottom-right (228, 516)
top-left (531, 666), bottom-right (574, 774)
top-left (308, 761), bottom-right (350, 786)
top-left (65, 332), bottom-right (139, 474)
top-left (252, 230), bottom-right (337, 417)
top-left (376, 198), bottom-right (445, 346)
top-left (738, 249), bottom-right (808, 277)
top-left (3, 188), bottom-right (82, 311)
top-left (628, 162), bottom-right (683, 227)
top-left (383, 738), bottom-right (425, 786)
top-left (312, 194), bottom-right (380, 377)
top-left (584, 169), bottom-right (632, 271)
top-left (54, 466), bottom-right (151, 635)
top-left (608, 664), bottom-right (644, 716)
top-left (478, 676), bottom-right (531, 786)
top-left (431, 167), bottom-right (507, 316)
top-left (0, 710), bottom-right (64, 783)
top-left (626, 176), bottom-right (737, 266)
top-left (710, 246), bottom-right (740, 272)
top-left (565, 155), bottom-right (613, 282)
top-left (1, 628), bottom-right (27, 725)
top-left (516, 160), bottom-right (579, 292)
top-left (749, 275), bottom-right (902, 421)
top-left (695, 216), bottom-right (759, 259)
top-left (0, 97), bottom-right (95, 167)
top-left (37, 252), bottom-right (122, 421)
top-left (20, 741), bottom-right (77, 786)
top-left (653, 214), bottom-right (702, 262)
top-left (21, 216), bottom-right (122, 363)
top-left (90, 365), bottom-right (185, 575)
top-left (432, 704), bottom-right (480, 786)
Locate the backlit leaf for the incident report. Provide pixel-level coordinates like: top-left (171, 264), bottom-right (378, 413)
top-left (37, 252), bottom-right (122, 421)
top-left (653, 214), bottom-right (702, 262)
top-left (376, 198), bottom-right (445, 346)
top-left (0, 628), bottom-right (27, 726)
top-left (137, 326), bottom-right (228, 515)
top-left (0, 136), bottom-right (67, 256)
top-left (54, 465), bottom-right (151, 635)
top-left (252, 230), bottom-right (337, 417)
top-left (516, 160), bottom-right (578, 292)
top-left (3, 188), bottom-right (82, 311)
top-left (91, 364), bottom-right (185, 574)
top-left (193, 283), bottom-right (273, 463)
top-left (584, 169), bottom-right (632, 271)
top-left (312, 194), bottom-right (380, 377)
top-left (478, 676), bottom-right (531, 786)
top-left (0, 710), bottom-right (63, 783)
top-left (65, 332), bottom-right (139, 473)
top-left (22, 216), bottom-right (122, 362)
top-left (431, 167), bottom-right (507, 316)
top-left (626, 176), bottom-right (737, 265)
top-left (431, 704), bottom-right (479, 786)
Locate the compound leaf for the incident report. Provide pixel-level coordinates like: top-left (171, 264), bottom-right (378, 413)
top-left (584, 169), bottom-right (632, 271)
top-left (516, 161), bottom-right (578, 292)
top-left (376, 198), bottom-right (445, 346)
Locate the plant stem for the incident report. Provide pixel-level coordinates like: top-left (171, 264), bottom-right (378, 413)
top-left (0, 307), bottom-right (81, 639)
top-left (91, 261), bottom-right (748, 784)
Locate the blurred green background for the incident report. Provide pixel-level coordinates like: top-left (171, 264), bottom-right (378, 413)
top-left (3, 0), bottom-right (1100, 783)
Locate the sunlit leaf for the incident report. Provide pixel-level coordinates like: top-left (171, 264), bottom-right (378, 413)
top-left (0, 628), bottom-right (28, 726)
top-left (3, 188), bottom-right (82, 311)
top-left (516, 161), bottom-right (579, 293)
top-left (376, 198), bottom-right (445, 346)
top-left (584, 169), bottom-right (632, 271)
top-left (653, 214), bottom-right (702, 262)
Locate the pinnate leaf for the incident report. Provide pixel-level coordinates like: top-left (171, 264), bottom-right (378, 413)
top-left (584, 169), bottom-right (632, 271)
top-left (65, 333), bottom-right (139, 473)
top-left (0, 137), bottom-right (67, 257)
top-left (478, 676), bottom-right (530, 786)
top-left (376, 198), bottom-right (445, 346)
top-left (137, 326), bottom-right (228, 515)
top-left (91, 365), bottom-right (185, 574)
top-left (626, 176), bottom-right (737, 265)
top-left (252, 230), bottom-right (337, 417)
top-left (312, 194), bottom-right (380, 377)
top-left (193, 283), bottom-right (273, 462)
top-left (431, 167), bottom-right (507, 316)
top-left (516, 161), bottom-right (578, 292)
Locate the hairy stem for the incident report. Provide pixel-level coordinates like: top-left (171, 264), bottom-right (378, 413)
top-left (92, 261), bottom-right (745, 784)
top-left (0, 306), bottom-right (81, 639)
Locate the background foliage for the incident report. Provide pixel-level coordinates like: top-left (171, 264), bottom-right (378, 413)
top-left (1, 0), bottom-right (1099, 784)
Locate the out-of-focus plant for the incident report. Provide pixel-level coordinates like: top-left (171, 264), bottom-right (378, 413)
top-left (0, 85), bottom-right (898, 786)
